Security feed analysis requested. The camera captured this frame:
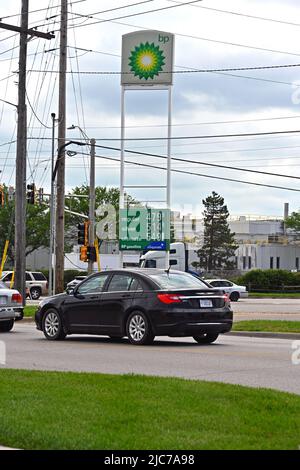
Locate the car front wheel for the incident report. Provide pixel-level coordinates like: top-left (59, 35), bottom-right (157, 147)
top-left (42, 309), bottom-right (66, 341)
top-left (126, 311), bottom-right (154, 345)
top-left (193, 333), bottom-right (219, 344)
top-left (0, 320), bottom-right (14, 332)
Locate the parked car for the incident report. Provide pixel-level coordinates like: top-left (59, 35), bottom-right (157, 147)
top-left (0, 271), bottom-right (48, 300)
top-left (206, 279), bottom-right (248, 302)
top-left (35, 269), bottom-right (233, 345)
top-left (0, 281), bottom-right (23, 332)
top-left (66, 275), bottom-right (87, 291)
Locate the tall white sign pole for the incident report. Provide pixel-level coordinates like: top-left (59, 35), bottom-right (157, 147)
top-left (119, 87), bottom-right (125, 269)
top-left (166, 85), bottom-right (172, 269)
top-left (120, 31), bottom-right (174, 268)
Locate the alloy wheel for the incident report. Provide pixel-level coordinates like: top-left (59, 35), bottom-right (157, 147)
top-left (129, 314), bottom-right (146, 342)
top-left (44, 311), bottom-right (60, 338)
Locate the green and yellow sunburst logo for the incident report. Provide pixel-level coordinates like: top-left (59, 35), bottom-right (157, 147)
top-left (129, 42), bottom-right (165, 80)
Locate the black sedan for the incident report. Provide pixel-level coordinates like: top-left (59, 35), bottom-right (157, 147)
top-left (35, 269), bottom-right (233, 345)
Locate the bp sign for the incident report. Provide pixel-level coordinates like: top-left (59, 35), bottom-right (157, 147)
top-left (121, 30), bottom-right (174, 86)
top-left (119, 208), bottom-right (170, 251)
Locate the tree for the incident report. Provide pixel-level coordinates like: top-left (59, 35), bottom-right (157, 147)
top-left (196, 192), bottom-right (238, 271)
top-left (65, 185), bottom-right (138, 243)
top-left (286, 212), bottom-right (300, 232)
top-left (0, 198), bottom-right (52, 265)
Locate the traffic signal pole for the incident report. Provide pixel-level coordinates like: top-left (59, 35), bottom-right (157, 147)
top-left (88, 139), bottom-right (96, 274)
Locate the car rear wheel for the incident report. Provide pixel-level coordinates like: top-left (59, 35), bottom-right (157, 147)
top-left (230, 291), bottom-right (240, 302)
top-left (126, 311), bottom-right (154, 345)
top-left (30, 287), bottom-right (41, 300)
top-left (43, 309), bottom-right (66, 341)
top-left (193, 333), bottom-right (219, 344)
top-left (0, 320), bottom-right (14, 332)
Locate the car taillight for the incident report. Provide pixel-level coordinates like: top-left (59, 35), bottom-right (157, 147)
top-left (157, 293), bottom-right (183, 304)
top-left (12, 293), bottom-right (22, 304)
top-left (223, 294), bottom-right (230, 303)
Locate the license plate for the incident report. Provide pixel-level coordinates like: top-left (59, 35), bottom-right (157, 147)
top-left (0, 296), bottom-right (7, 305)
top-left (200, 299), bottom-right (213, 308)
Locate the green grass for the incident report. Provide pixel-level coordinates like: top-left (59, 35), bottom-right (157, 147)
top-left (249, 292), bottom-right (300, 298)
top-left (24, 306), bottom-right (37, 318)
top-left (233, 320), bottom-right (300, 333)
top-left (0, 369), bottom-right (300, 450)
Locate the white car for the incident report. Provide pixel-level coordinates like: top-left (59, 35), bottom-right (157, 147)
top-left (206, 279), bottom-right (248, 302)
top-left (0, 281), bottom-right (24, 332)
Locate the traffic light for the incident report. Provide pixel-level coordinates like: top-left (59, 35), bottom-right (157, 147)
top-left (38, 187), bottom-right (44, 204)
top-left (77, 221), bottom-right (89, 246)
top-left (0, 185), bottom-right (4, 206)
top-left (27, 184), bottom-right (35, 205)
top-left (80, 246), bottom-right (88, 262)
top-left (8, 186), bottom-right (14, 202)
top-left (87, 246), bottom-right (97, 262)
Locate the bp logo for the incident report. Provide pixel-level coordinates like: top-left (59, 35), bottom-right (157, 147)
top-left (128, 42), bottom-right (165, 80)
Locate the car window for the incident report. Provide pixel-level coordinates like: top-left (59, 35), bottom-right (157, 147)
top-left (209, 281), bottom-right (219, 287)
top-left (148, 272), bottom-right (210, 290)
top-left (32, 272), bottom-right (46, 281)
top-left (25, 273), bottom-right (31, 281)
top-left (145, 260), bottom-right (156, 268)
top-left (107, 274), bottom-right (134, 292)
top-left (2, 273), bottom-right (13, 282)
top-left (77, 274), bottom-right (109, 294)
top-left (130, 278), bottom-right (143, 292)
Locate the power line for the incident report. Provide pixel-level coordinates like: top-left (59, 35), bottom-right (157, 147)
top-left (79, 151), bottom-right (300, 193)
top-left (0, 0), bottom-right (86, 20)
top-left (27, 61), bottom-right (300, 75)
top-left (84, 129), bottom-right (300, 142)
top-left (110, 18), bottom-right (300, 59)
top-left (64, 0), bottom-right (204, 32)
top-left (172, 0), bottom-right (300, 28)
top-left (93, 143), bottom-right (300, 182)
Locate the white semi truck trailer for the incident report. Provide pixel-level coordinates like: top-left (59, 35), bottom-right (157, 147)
top-left (139, 242), bottom-right (199, 273)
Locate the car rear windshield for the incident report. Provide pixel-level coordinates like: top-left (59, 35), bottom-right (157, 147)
top-left (148, 272), bottom-right (210, 290)
top-left (32, 272), bottom-right (47, 281)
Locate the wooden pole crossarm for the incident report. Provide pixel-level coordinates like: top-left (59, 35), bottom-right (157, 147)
top-left (0, 21), bottom-right (55, 40)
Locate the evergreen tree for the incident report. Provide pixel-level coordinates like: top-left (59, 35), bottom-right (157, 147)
top-left (197, 192), bottom-right (237, 271)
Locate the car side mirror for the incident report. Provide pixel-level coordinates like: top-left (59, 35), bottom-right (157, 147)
top-left (66, 287), bottom-right (74, 295)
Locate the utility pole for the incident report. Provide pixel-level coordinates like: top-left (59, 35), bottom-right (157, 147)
top-left (49, 113), bottom-right (56, 296)
top-left (55, 0), bottom-right (68, 293)
top-left (0, 1), bottom-right (54, 304)
top-left (14, 0), bottom-right (28, 304)
top-left (88, 139), bottom-right (96, 274)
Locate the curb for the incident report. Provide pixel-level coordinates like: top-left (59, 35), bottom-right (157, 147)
top-left (19, 317), bottom-right (34, 323)
top-left (227, 331), bottom-right (300, 340)
top-left (0, 446), bottom-right (19, 450)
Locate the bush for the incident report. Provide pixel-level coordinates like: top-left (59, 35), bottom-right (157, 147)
top-left (63, 270), bottom-right (88, 288)
top-left (236, 269), bottom-right (300, 291)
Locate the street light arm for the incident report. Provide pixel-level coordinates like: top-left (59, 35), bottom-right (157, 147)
top-left (52, 140), bottom-right (86, 182)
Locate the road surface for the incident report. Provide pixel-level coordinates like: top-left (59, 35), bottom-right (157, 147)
top-left (1, 323), bottom-right (299, 395)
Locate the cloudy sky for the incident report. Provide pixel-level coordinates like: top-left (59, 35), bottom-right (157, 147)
top-left (1, 0), bottom-right (300, 217)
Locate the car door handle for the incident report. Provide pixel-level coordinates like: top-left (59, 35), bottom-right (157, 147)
top-left (121, 294), bottom-right (131, 299)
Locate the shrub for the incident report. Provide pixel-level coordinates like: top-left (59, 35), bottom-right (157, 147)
top-left (236, 269), bottom-right (300, 291)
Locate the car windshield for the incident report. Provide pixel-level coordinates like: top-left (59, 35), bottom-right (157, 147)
top-left (148, 272), bottom-right (210, 290)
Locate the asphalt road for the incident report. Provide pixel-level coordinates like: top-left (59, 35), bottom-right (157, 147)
top-left (1, 323), bottom-right (299, 395)
top-left (28, 297), bottom-right (300, 321)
